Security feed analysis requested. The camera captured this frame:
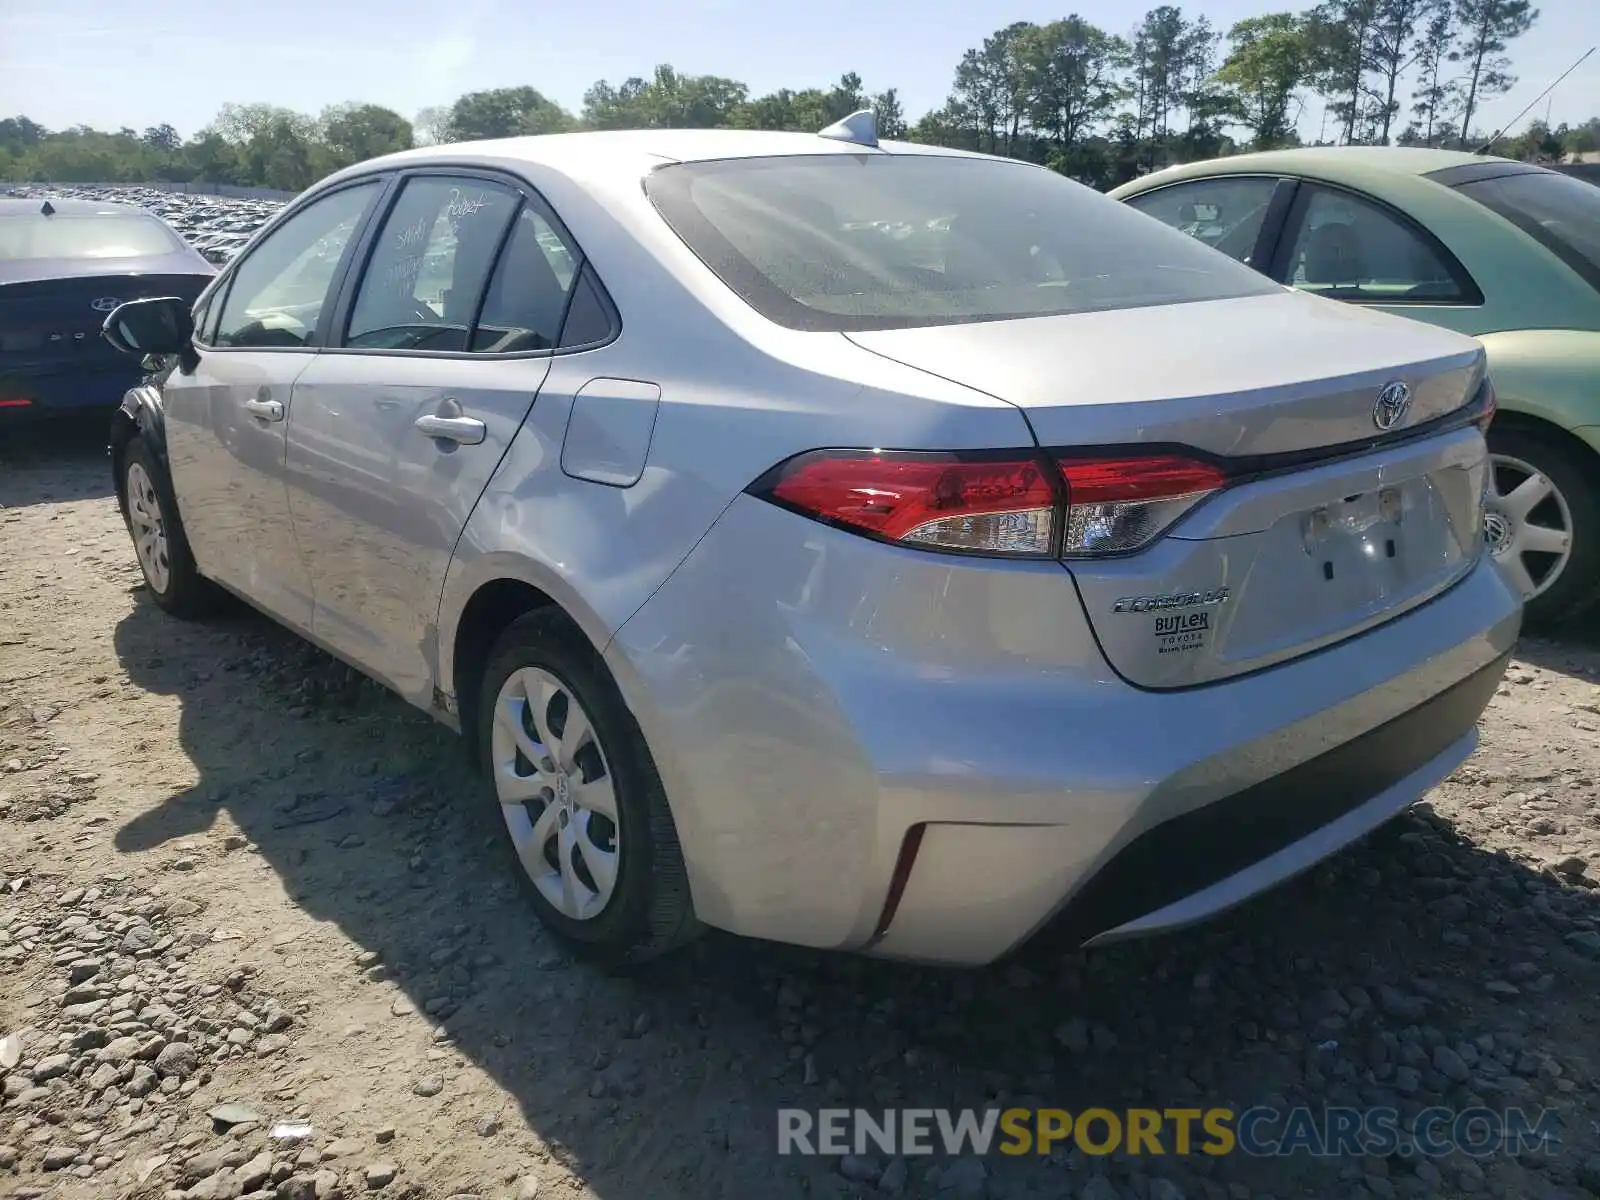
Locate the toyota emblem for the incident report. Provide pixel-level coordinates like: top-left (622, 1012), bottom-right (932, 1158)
top-left (90, 297), bottom-right (121, 313)
top-left (1372, 380), bottom-right (1412, 430)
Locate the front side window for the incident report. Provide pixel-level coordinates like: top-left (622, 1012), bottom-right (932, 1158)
top-left (345, 177), bottom-right (520, 352)
top-left (1282, 186), bottom-right (1470, 304)
top-left (0, 212), bottom-right (182, 260)
top-left (1124, 176), bottom-right (1280, 265)
top-left (645, 155), bottom-right (1279, 332)
top-left (1453, 169), bottom-right (1600, 292)
top-left (214, 182), bottom-right (381, 348)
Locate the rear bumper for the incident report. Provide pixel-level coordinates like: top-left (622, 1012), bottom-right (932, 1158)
top-left (0, 363), bottom-right (145, 416)
top-left (607, 495), bottom-right (1522, 966)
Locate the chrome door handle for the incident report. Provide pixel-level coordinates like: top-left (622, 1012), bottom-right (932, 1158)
top-left (243, 398), bottom-right (284, 422)
top-left (414, 414), bottom-right (486, 445)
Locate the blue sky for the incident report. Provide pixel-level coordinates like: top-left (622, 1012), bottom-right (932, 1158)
top-left (3, 0), bottom-right (1595, 141)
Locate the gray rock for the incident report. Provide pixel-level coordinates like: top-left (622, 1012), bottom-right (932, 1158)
top-left (31, 1052), bottom-right (71, 1081)
top-left (42, 1145), bottom-right (77, 1171)
top-left (1377, 986), bottom-right (1428, 1022)
top-left (237, 1152), bottom-right (273, 1192)
top-left (1149, 1180), bottom-right (1186, 1200)
top-left (155, 1041), bottom-right (198, 1078)
top-left (98, 1035), bottom-right (143, 1063)
top-left (126, 1065), bottom-right (158, 1096)
top-left (516, 1178), bottom-right (541, 1200)
top-left (1564, 930), bottom-right (1600, 957)
top-left (208, 1102), bottom-right (262, 1130)
top-left (839, 1153), bottom-right (880, 1183)
top-left (1433, 1045), bottom-right (1471, 1083)
top-left (412, 1076), bottom-right (444, 1097)
top-left (87, 1062), bottom-right (120, 1091)
top-left (936, 1156), bottom-right (987, 1197)
top-left (188, 1168), bottom-right (244, 1200)
top-left (1079, 1177), bottom-right (1121, 1200)
top-left (1054, 1018), bottom-right (1090, 1054)
top-left (878, 1157), bottom-right (909, 1194)
top-left (364, 1162), bottom-right (397, 1189)
top-left (276, 1175), bottom-right (318, 1200)
top-left (184, 1146), bottom-right (248, 1182)
top-left (67, 958), bottom-right (102, 984)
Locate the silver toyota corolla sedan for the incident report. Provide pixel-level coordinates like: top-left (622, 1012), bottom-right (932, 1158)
top-left (102, 116), bottom-right (1522, 968)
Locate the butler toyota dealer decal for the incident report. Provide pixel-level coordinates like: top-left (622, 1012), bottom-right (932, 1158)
top-left (1112, 587), bottom-right (1230, 655)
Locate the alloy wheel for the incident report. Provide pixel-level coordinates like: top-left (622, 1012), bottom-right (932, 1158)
top-left (490, 666), bottom-right (620, 921)
top-left (125, 461), bottom-right (172, 594)
top-left (1484, 453), bottom-right (1574, 601)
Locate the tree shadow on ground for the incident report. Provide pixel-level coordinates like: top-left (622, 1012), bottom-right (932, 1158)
top-left (110, 596), bottom-right (1600, 1200)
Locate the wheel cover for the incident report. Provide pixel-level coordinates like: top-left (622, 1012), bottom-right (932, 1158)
top-left (490, 665), bottom-right (620, 921)
top-left (125, 461), bottom-right (171, 594)
top-left (1484, 452), bottom-right (1574, 601)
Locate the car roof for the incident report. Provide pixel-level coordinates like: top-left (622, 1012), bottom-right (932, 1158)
top-left (0, 196), bottom-right (158, 218)
top-left (1120, 145), bottom-right (1517, 191)
top-left (321, 128), bottom-right (999, 192)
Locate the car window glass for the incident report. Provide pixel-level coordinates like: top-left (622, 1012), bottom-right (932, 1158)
top-left (469, 202), bottom-right (582, 353)
top-left (346, 177), bottom-right (520, 352)
top-left (1455, 170), bottom-right (1600, 288)
top-left (1285, 187), bottom-right (1466, 303)
top-left (558, 265), bottom-right (615, 348)
top-left (645, 156), bottom-right (1278, 333)
top-left (0, 212), bottom-right (181, 260)
top-left (1124, 177), bottom-right (1279, 265)
top-left (214, 183), bottom-right (379, 348)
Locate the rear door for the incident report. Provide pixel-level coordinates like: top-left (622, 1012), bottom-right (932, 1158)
top-left (284, 172), bottom-right (590, 704)
top-left (163, 179), bottom-right (385, 629)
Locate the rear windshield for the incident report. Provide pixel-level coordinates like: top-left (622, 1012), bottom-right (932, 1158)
top-left (645, 154), bottom-right (1280, 331)
top-left (0, 212), bottom-right (182, 261)
top-left (1453, 170), bottom-right (1600, 291)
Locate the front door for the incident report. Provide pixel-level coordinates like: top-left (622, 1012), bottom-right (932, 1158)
top-left (284, 175), bottom-right (585, 704)
top-left (163, 179), bottom-right (385, 630)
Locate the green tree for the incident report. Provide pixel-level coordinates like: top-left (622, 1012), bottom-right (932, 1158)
top-left (1409, 0), bottom-right (1460, 143)
top-left (1365, 0), bottom-right (1439, 142)
top-left (1308, 0), bottom-right (1380, 143)
top-left (141, 124), bottom-right (181, 153)
top-left (952, 23), bottom-right (1037, 155)
top-left (413, 106), bottom-right (452, 146)
top-left (582, 65), bottom-right (747, 129)
top-left (320, 103), bottom-right (413, 167)
top-left (447, 87), bottom-right (573, 140)
top-left (1025, 17), bottom-right (1127, 155)
top-left (871, 88), bottom-right (907, 139)
top-left (1451, 0), bottom-right (1539, 148)
top-left (1216, 13), bottom-right (1314, 149)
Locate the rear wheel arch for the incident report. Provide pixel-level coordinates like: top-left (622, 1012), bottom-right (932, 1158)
top-left (110, 391), bottom-right (169, 517)
top-left (450, 578), bottom-right (563, 760)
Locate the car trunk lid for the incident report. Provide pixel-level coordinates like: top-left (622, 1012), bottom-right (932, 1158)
top-left (846, 290), bottom-right (1492, 687)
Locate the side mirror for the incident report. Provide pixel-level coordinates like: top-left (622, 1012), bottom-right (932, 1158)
top-left (101, 296), bottom-right (194, 358)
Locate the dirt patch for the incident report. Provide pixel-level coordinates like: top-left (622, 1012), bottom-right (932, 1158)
top-left (4, 422), bottom-right (1600, 1200)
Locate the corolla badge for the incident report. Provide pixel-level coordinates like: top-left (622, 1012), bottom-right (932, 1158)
top-left (1372, 380), bottom-right (1412, 430)
top-left (90, 297), bottom-right (121, 313)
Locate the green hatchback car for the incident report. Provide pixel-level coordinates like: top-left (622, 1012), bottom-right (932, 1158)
top-left (1111, 148), bottom-right (1600, 628)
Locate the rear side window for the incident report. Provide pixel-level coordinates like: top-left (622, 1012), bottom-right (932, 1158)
top-left (1454, 170), bottom-right (1600, 292)
top-left (470, 202), bottom-right (583, 352)
top-left (645, 155), bottom-right (1278, 332)
top-left (0, 212), bottom-right (181, 260)
top-left (1282, 186), bottom-right (1471, 304)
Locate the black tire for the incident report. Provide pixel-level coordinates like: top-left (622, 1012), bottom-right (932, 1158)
top-left (1487, 425), bottom-right (1600, 631)
top-left (476, 608), bottom-right (700, 967)
top-left (119, 437), bottom-right (219, 618)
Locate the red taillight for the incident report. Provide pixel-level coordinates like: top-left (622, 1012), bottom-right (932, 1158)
top-left (764, 451), bottom-right (1059, 555)
top-left (754, 449), bottom-right (1229, 558)
top-left (1057, 455), bottom-right (1228, 556)
top-left (0, 399), bottom-right (32, 408)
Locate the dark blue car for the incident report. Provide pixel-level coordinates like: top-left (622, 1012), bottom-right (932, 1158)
top-left (0, 197), bottom-right (213, 420)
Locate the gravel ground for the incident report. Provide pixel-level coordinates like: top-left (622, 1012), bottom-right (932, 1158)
top-left (4, 421), bottom-right (1600, 1200)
